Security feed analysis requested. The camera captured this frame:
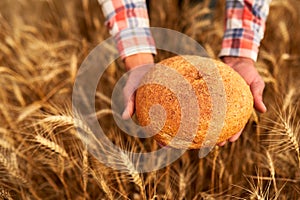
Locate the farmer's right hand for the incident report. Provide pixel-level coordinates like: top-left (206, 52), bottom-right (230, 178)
top-left (122, 53), bottom-right (154, 119)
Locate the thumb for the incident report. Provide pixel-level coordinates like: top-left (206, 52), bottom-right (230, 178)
top-left (250, 79), bottom-right (267, 113)
top-left (122, 95), bottom-right (135, 120)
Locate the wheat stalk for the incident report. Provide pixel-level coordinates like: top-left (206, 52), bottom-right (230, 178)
top-left (211, 146), bottom-right (220, 193)
top-left (35, 134), bottom-right (68, 158)
top-left (82, 145), bottom-right (88, 199)
top-left (0, 187), bottom-right (13, 200)
top-left (0, 138), bottom-right (14, 151)
top-left (233, 170), bottom-right (272, 200)
top-left (178, 172), bottom-right (187, 200)
top-left (118, 150), bottom-right (146, 200)
top-left (282, 86), bottom-right (296, 111)
top-left (90, 169), bottom-right (114, 200)
top-left (164, 165), bottom-right (175, 199)
top-left (12, 81), bottom-right (26, 107)
top-left (0, 152), bottom-right (27, 184)
top-left (95, 108), bottom-right (113, 119)
top-left (260, 106), bottom-right (300, 167)
top-left (95, 91), bottom-right (112, 105)
top-left (278, 20), bottom-right (290, 44)
top-left (39, 113), bottom-right (147, 198)
top-left (266, 151), bottom-right (278, 194)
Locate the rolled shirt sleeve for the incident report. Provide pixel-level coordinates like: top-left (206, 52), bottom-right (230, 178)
top-left (98, 0), bottom-right (156, 59)
top-left (219, 0), bottom-right (271, 61)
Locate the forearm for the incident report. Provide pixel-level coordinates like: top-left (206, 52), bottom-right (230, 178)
top-left (219, 0), bottom-right (271, 61)
top-left (124, 53), bottom-right (154, 70)
top-left (98, 0), bottom-right (156, 59)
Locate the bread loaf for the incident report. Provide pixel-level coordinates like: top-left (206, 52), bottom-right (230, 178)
top-left (135, 55), bottom-right (253, 149)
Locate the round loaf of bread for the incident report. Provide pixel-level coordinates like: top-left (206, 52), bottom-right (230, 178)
top-left (135, 55), bottom-right (253, 149)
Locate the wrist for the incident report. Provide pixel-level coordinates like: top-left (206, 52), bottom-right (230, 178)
top-left (124, 53), bottom-right (154, 71)
top-left (221, 56), bottom-right (254, 66)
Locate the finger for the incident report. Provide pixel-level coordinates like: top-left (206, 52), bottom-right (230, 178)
top-left (122, 95), bottom-right (135, 120)
top-left (217, 141), bottom-right (227, 146)
top-left (122, 78), bottom-right (136, 120)
top-left (228, 129), bottom-right (243, 142)
top-left (250, 79), bottom-right (267, 113)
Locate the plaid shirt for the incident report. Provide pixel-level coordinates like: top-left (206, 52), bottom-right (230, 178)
top-left (98, 0), bottom-right (271, 61)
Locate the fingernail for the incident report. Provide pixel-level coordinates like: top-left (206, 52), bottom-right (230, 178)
top-left (263, 103), bottom-right (267, 112)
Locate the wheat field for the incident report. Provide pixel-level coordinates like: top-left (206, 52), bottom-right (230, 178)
top-left (0, 0), bottom-right (299, 199)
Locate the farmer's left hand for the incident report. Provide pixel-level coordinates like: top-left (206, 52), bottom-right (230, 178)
top-left (218, 56), bottom-right (267, 146)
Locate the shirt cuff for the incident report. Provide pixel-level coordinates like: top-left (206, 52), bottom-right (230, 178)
top-left (219, 28), bottom-right (260, 61)
top-left (114, 27), bottom-right (157, 59)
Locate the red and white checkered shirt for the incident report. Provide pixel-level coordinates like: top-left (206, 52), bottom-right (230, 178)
top-left (98, 0), bottom-right (271, 61)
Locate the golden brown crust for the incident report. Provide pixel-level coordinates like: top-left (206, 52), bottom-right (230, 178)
top-left (135, 55), bottom-right (253, 149)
